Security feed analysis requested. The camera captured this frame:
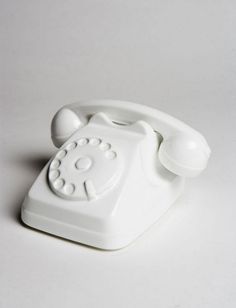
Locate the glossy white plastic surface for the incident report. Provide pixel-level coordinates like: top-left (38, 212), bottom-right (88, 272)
top-left (22, 100), bottom-right (211, 250)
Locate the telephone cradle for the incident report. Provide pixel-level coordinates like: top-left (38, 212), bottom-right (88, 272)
top-left (21, 100), bottom-right (211, 250)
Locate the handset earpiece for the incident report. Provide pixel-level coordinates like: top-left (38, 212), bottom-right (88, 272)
top-left (51, 107), bottom-right (85, 147)
top-left (158, 134), bottom-right (211, 177)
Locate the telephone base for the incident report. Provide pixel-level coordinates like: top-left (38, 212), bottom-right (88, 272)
top-left (21, 162), bottom-right (185, 250)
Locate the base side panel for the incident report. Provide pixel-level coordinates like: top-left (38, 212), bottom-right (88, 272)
top-left (21, 176), bottom-right (184, 250)
top-left (21, 205), bottom-right (136, 250)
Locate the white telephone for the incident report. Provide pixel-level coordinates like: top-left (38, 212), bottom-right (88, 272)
top-left (21, 100), bottom-right (211, 250)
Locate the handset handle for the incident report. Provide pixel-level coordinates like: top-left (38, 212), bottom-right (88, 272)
top-left (51, 100), bottom-right (211, 177)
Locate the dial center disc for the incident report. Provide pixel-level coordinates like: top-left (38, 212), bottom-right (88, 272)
top-left (75, 156), bottom-right (92, 172)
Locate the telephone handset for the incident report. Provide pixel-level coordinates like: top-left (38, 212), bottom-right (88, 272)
top-left (22, 100), bottom-right (211, 250)
top-left (51, 100), bottom-right (210, 177)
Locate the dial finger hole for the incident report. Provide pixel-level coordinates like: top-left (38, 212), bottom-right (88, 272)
top-left (66, 142), bottom-right (77, 151)
top-left (54, 178), bottom-right (65, 189)
top-left (78, 138), bottom-right (89, 146)
top-left (99, 142), bottom-right (111, 151)
top-left (64, 183), bottom-right (75, 195)
top-left (50, 159), bottom-right (61, 169)
top-left (89, 138), bottom-right (101, 146)
top-left (56, 150), bottom-right (67, 159)
top-left (49, 170), bottom-right (60, 181)
top-left (105, 150), bottom-right (117, 160)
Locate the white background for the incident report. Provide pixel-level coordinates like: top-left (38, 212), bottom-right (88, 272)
top-left (0, 1), bottom-right (235, 307)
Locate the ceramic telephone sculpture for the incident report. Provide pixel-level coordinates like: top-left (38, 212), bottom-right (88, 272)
top-left (21, 100), bottom-right (211, 250)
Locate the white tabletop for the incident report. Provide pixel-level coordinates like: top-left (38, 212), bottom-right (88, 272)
top-left (1, 1), bottom-right (235, 307)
